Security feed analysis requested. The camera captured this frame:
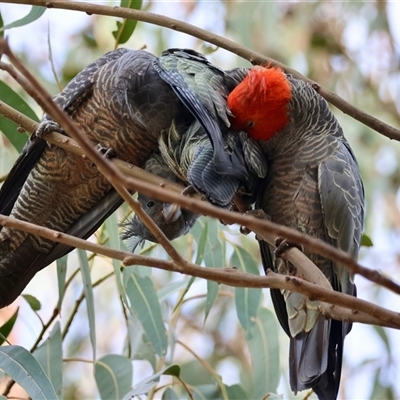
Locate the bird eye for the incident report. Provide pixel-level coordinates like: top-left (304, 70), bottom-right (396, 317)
top-left (147, 201), bottom-right (155, 207)
top-left (245, 120), bottom-right (255, 128)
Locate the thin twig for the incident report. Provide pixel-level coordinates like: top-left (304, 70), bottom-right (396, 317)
top-left (0, 214), bottom-right (399, 329)
top-left (2, 0), bottom-right (399, 141)
top-left (0, 38), bottom-right (186, 268)
top-left (0, 100), bottom-right (399, 298)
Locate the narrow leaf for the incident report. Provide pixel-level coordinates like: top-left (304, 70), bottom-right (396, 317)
top-left (0, 345), bottom-right (58, 399)
top-left (112, 0), bottom-right (142, 46)
top-left (361, 233), bottom-right (373, 247)
top-left (247, 307), bottom-right (280, 397)
top-left (94, 354), bottom-right (133, 400)
top-left (33, 322), bottom-right (62, 398)
top-left (203, 219), bottom-right (223, 322)
top-left (125, 272), bottom-right (167, 356)
top-left (22, 294), bottom-right (41, 311)
top-left (56, 255), bottom-right (68, 308)
top-left (225, 384), bottom-right (250, 399)
top-left (77, 249), bottom-right (96, 360)
top-left (0, 308), bottom-right (19, 345)
top-left (232, 246), bottom-right (261, 337)
top-left (105, 214), bottom-right (128, 305)
top-left (0, 81), bottom-right (39, 152)
top-left (0, 6), bottom-right (46, 31)
top-left (122, 365), bottom-right (180, 399)
top-left (0, 12), bottom-right (4, 37)
top-left (162, 388), bottom-right (180, 400)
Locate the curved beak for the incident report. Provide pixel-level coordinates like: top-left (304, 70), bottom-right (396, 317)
top-left (162, 203), bottom-right (182, 223)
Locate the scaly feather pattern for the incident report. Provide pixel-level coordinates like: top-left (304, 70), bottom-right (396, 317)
top-left (228, 67), bottom-right (364, 400)
top-left (0, 48), bottom-right (251, 308)
top-left (121, 153), bottom-right (199, 251)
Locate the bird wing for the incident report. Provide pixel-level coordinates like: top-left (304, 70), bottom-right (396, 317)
top-left (153, 48), bottom-right (249, 180)
top-left (0, 48), bottom-right (130, 220)
top-left (318, 139), bottom-right (365, 295)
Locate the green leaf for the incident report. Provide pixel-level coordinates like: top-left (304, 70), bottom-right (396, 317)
top-left (203, 219), bottom-right (224, 322)
top-left (112, 0), bottom-right (142, 46)
top-left (105, 214), bottom-right (128, 305)
top-left (22, 294), bottom-right (41, 311)
top-left (162, 387), bottom-right (180, 400)
top-left (124, 365), bottom-right (180, 398)
top-left (0, 81), bottom-right (39, 152)
top-left (77, 249), bottom-right (96, 360)
top-left (0, 345), bottom-right (58, 399)
top-left (125, 272), bottom-right (167, 356)
top-left (225, 384), bottom-right (250, 399)
top-left (158, 278), bottom-right (191, 303)
top-left (94, 354), bottom-right (132, 400)
top-left (56, 255), bottom-right (68, 308)
top-left (361, 233), bottom-right (373, 247)
top-left (0, 308), bottom-right (19, 345)
top-left (232, 246), bottom-right (261, 337)
top-left (0, 12), bottom-right (4, 38)
top-left (0, 6), bottom-right (46, 31)
top-left (33, 322), bottom-right (63, 398)
top-left (247, 307), bottom-right (280, 397)
top-left (373, 325), bottom-right (390, 354)
top-left (191, 217), bottom-right (208, 265)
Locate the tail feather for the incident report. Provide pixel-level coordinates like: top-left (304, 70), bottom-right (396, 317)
top-left (290, 316), bottom-right (343, 400)
top-left (0, 189), bottom-right (123, 308)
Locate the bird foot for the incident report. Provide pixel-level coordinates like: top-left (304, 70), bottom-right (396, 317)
top-left (240, 209), bottom-right (270, 236)
top-left (34, 120), bottom-right (66, 140)
top-left (274, 237), bottom-right (303, 258)
top-left (96, 144), bottom-right (116, 159)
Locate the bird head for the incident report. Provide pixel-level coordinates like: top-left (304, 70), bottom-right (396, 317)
top-left (227, 66), bottom-right (292, 141)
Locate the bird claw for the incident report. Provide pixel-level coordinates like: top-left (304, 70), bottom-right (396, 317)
top-left (34, 120), bottom-right (66, 140)
top-left (274, 237), bottom-right (303, 258)
top-left (240, 209), bottom-right (270, 236)
top-left (96, 144), bottom-right (116, 159)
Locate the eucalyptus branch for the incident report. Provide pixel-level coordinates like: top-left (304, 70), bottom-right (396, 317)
top-left (0, 214), bottom-right (399, 329)
top-left (2, 0), bottom-right (399, 141)
top-left (0, 99), bottom-right (399, 297)
top-left (0, 39), bottom-right (186, 267)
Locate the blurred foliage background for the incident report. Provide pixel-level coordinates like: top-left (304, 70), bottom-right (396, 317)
top-left (0, 1), bottom-right (399, 399)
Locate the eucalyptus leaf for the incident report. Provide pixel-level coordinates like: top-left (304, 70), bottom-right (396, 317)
top-left (34, 322), bottom-right (63, 397)
top-left (22, 294), bottom-right (41, 311)
top-left (112, 0), bottom-right (142, 45)
top-left (0, 345), bottom-right (58, 399)
top-left (0, 81), bottom-right (39, 152)
top-left (232, 246), bottom-right (261, 337)
top-left (94, 354), bottom-right (133, 400)
top-left (0, 6), bottom-right (46, 31)
top-left (77, 248), bottom-right (96, 360)
top-left (247, 307), bottom-right (280, 397)
top-left (56, 255), bottom-right (68, 308)
top-left (203, 218), bottom-right (223, 322)
top-left (122, 364), bottom-right (180, 399)
top-left (125, 271), bottom-right (168, 356)
top-left (0, 308), bottom-right (19, 345)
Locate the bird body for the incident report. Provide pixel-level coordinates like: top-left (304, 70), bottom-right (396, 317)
top-left (0, 48), bottom-right (251, 308)
top-left (158, 119), bottom-right (267, 208)
top-left (121, 153), bottom-right (199, 251)
top-left (228, 67), bottom-right (364, 399)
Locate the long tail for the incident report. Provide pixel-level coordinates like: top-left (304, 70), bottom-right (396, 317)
top-left (0, 189), bottom-right (123, 308)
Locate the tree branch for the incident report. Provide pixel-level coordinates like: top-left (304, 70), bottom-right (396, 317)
top-left (1, 96), bottom-right (399, 298)
top-left (2, 0), bottom-right (399, 141)
top-left (0, 214), bottom-right (399, 330)
top-left (0, 38), bottom-right (187, 268)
